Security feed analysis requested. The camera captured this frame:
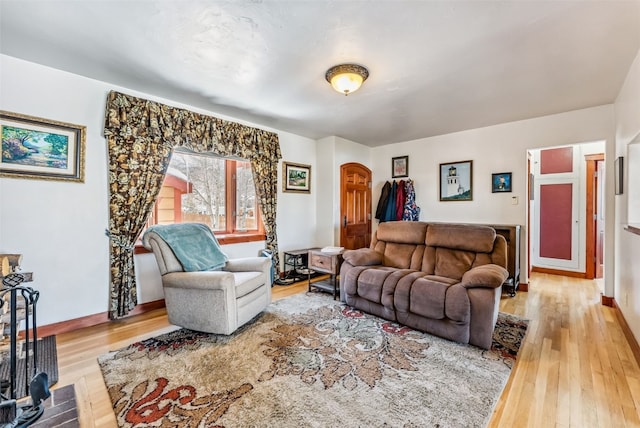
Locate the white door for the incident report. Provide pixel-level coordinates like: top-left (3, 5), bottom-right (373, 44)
top-left (532, 146), bottom-right (581, 271)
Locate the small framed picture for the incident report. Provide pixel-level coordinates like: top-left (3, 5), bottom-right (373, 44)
top-left (1, 110), bottom-right (86, 182)
top-left (615, 156), bottom-right (623, 195)
top-left (440, 160), bottom-right (473, 201)
top-left (282, 161), bottom-right (311, 193)
top-left (392, 156), bottom-right (409, 178)
top-left (492, 172), bottom-right (512, 193)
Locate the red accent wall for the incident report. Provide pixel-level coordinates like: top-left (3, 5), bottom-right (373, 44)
top-left (540, 147), bottom-right (573, 174)
top-left (540, 183), bottom-right (573, 260)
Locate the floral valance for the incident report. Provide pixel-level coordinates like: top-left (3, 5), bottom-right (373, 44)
top-left (104, 91), bottom-right (281, 161)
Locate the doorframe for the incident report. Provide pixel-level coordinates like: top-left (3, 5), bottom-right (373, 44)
top-left (339, 162), bottom-right (372, 249)
top-left (585, 153), bottom-right (604, 280)
top-left (527, 152), bottom-right (532, 279)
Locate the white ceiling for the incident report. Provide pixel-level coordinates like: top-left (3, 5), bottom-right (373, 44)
top-left (1, 1), bottom-right (639, 147)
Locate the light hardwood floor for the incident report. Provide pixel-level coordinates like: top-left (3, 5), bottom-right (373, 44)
top-left (54, 273), bottom-right (640, 427)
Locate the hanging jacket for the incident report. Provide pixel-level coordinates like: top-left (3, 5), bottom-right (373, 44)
top-left (383, 180), bottom-right (398, 222)
top-left (395, 179), bottom-right (406, 220)
top-left (402, 179), bottom-right (420, 221)
top-left (375, 181), bottom-right (392, 220)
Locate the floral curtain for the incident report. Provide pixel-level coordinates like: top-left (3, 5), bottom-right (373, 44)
top-left (104, 91), bottom-right (282, 319)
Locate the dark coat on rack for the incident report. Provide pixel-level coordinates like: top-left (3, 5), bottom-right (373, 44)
top-left (375, 181), bottom-right (392, 220)
top-left (383, 181), bottom-right (398, 222)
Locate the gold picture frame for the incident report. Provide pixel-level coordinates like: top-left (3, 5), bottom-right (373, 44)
top-left (0, 110), bottom-right (86, 182)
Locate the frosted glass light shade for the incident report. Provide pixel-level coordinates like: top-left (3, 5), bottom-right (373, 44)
top-left (325, 64), bottom-right (369, 95)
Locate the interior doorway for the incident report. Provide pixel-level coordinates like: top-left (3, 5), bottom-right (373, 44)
top-left (585, 154), bottom-right (605, 279)
top-left (340, 163), bottom-right (371, 250)
top-left (527, 142), bottom-right (605, 283)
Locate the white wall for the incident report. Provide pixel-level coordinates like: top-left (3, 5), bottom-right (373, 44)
top-left (1, 56), bottom-right (112, 326)
top-left (0, 55), bottom-right (320, 326)
top-left (370, 105), bottom-right (616, 293)
top-left (314, 136), bottom-right (372, 246)
top-left (315, 137), bottom-right (337, 247)
top-left (275, 132), bottom-right (318, 258)
top-left (614, 47), bottom-right (640, 342)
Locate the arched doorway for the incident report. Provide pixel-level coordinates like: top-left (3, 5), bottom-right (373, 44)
top-left (340, 163), bottom-right (372, 249)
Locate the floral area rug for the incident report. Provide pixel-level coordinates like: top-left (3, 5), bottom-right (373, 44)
top-left (98, 293), bottom-right (528, 428)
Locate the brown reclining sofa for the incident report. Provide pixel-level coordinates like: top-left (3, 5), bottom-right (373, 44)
top-left (340, 222), bottom-right (509, 349)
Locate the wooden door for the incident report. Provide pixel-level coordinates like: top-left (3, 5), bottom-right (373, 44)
top-left (340, 163), bottom-right (371, 250)
top-left (585, 154), bottom-right (605, 279)
top-left (595, 159), bottom-right (604, 278)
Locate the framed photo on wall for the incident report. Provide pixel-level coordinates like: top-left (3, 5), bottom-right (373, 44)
top-left (439, 160), bottom-right (472, 201)
top-left (0, 110), bottom-right (86, 182)
top-left (392, 156), bottom-right (409, 178)
top-left (282, 161), bottom-right (311, 193)
top-left (615, 156), bottom-right (623, 195)
top-left (492, 172), bottom-right (512, 193)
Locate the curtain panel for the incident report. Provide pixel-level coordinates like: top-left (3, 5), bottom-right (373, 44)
top-left (104, 90), bottom-right (282, 319)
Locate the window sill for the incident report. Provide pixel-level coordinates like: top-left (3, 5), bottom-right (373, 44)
top-left (133, 232), bottom-right (266, 255)
top-left (217, 233), bottom-right (266, 245)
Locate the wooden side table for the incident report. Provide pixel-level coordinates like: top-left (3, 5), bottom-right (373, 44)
top-left (307, 250), bottom-right (343, 299)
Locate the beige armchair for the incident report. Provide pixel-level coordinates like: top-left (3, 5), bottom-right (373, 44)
top-left (142, 228), bottom-right (272, 335)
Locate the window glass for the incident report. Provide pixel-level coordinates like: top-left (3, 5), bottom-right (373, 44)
top-left (235, 160), bottom-right (258, 231)
top-left (174, 153), bottom-right (226, 231)
top-left (143, 151), bottom-right (263, 239)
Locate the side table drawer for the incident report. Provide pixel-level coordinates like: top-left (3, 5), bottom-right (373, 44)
top-left (309, 252), bottom-right (335, 273)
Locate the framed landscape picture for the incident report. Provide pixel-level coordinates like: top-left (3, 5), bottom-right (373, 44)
top-left (0, 110), bottom-right (85, 182)
top-left (282, 161), bottom-right (311, 193)
top-left (492, 172), bottom-right (512, 193)
top-left (439, 160), bottom-right (472, 201)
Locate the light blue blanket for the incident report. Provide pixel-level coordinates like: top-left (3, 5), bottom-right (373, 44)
top-left (146, 223), bottom-right (228, 272)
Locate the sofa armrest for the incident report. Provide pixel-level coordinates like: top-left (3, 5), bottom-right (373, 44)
top-left (225, 257), bottom-right (271, 273)
top-left (342, 248), bottom-right (383, 266)
top-left (162, 271), bottom-right (235, 290)
top-left (460, 264), bottom-right (508, 289)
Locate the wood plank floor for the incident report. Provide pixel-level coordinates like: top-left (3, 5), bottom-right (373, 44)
top-left (52, 273), bottom-right (640, 427)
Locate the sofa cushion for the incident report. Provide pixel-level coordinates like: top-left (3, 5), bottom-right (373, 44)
top-left (232, 271), bottom-right (267, 298)
top-left (434, 248), bottom-right (476, 280)
top-left (382, 242), bottom-right (425, 269)
top-left (355, 267), bottom-right (408, 305)
top-left (408, 277), bottom-right (450, 319)
top-left (426, 223), bottom-right (496, 253)
top-left (375, 221), bottom-right (428, 244)
top-left (394, 277), bottom-right (471, 323)
top-left (444, 284), bottom-right (471, 322)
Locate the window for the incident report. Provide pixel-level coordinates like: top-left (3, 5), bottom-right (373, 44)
top-left (142, 151), bottom-right (265, 247)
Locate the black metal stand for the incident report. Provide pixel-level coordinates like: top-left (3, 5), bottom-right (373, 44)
top-left (0, 273), bottom-right (50, 427)
top-left (502, 277), bottom-right (517, 297)
top-left (275, 248), bottom-right (321, 285)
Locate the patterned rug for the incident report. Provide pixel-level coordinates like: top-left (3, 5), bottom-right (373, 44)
top-left (98, 293), bottom-right (528, 427)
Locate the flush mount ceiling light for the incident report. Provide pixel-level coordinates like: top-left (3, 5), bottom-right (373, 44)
top-left (325, 64), bottom-right (369, 96)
